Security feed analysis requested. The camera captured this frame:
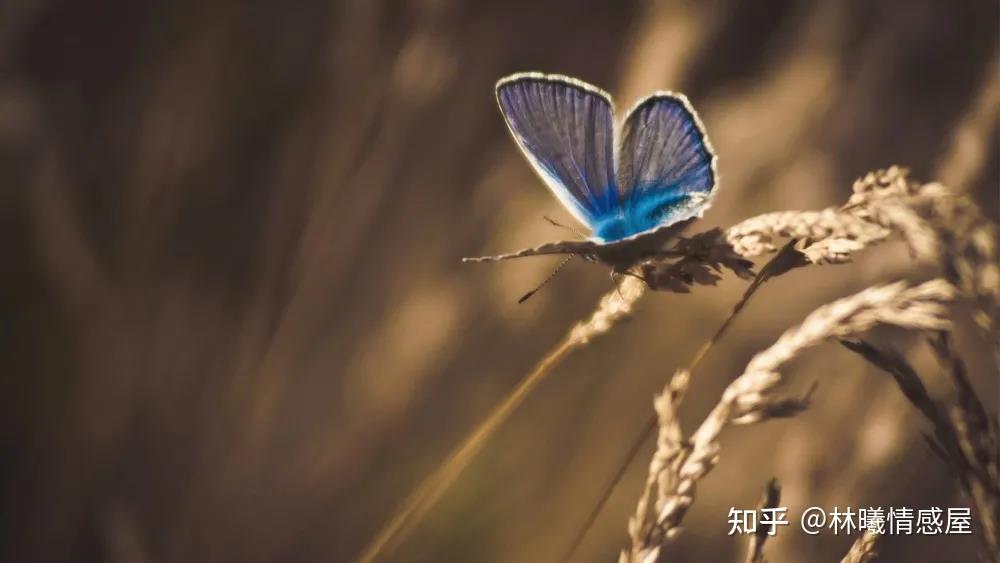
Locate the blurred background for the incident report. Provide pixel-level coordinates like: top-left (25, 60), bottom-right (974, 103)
top-left (1, 0), bottom-right (997, 561)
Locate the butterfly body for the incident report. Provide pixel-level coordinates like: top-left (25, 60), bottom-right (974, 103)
top-left (587, 218), bottom-right (696, 269)
top-left (465, 72), bottom-right (717, 273)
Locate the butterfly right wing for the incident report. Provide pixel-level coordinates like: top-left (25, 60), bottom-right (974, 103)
top-left (496, 73), bottom-right (619, 230)
top-left (616, 93), bottom-right (717, 232)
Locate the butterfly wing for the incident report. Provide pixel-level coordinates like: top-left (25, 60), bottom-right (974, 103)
top-left (616, 93), bottom-right (717, 234)
top-left (462, 239), bottom-right (604, 262)
top-left (462, 216), bottom-right (697, 265)
top-left (496, 73), bottom-right (619, 229)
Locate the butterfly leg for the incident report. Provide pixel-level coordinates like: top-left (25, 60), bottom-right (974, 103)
top-left (610, 270), bottom-right (625, 302)
top-left (621, 268), bottom-right (647, 285)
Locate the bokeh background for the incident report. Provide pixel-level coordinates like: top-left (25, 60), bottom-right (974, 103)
top-left (1, 0), bottom-right (997, 562)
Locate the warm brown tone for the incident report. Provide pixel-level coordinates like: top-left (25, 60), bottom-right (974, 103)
top-left (1, 1), bottom-right (997, 562)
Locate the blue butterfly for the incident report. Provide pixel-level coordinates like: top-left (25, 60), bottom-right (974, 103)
top-left (465, 72), bottom-right (718, 274)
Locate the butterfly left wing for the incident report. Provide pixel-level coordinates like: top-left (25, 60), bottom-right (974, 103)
top-left (616, 93), bottom-right (717, 232)
top-left (496, 73), bottom-right (619, 230)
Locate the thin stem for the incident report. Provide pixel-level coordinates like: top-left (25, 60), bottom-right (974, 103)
top-left (355, 338), bottom-right (577, 563)
top-left (355, 278), bottom-right (646, 563)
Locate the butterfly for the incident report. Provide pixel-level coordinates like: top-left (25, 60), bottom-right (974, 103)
top-left (464, 72), bottom-right (718, 279)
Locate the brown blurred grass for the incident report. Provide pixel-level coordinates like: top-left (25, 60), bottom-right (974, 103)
top-left (0, 1), bottom-right (997, 562)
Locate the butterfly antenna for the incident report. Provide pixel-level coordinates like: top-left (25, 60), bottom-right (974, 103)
top-left (543, 216), bottom-right (586, 239)
top-left (518, 256), bottom-right (572, 303)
